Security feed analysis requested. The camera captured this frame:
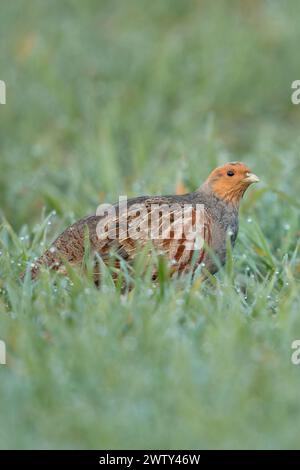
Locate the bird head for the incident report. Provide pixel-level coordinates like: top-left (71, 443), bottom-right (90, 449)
top-left (205, 162), bottom-right (259, 205)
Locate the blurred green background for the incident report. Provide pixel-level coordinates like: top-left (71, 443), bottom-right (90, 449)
top-left (0, 0), bottom-right (300, 449)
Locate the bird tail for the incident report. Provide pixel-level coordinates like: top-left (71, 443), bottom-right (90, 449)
top-left (20, 249), bottom-right (61, 281)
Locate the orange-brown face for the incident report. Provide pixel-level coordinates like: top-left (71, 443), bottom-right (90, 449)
top-left (206, 162), bottom-right (259, 204)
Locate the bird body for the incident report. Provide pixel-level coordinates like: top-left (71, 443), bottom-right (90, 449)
top-left (27, 162), bottom-right (259, 282)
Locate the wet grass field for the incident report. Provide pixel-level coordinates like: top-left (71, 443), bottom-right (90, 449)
top-left (0, 0), bottom-right (300, 449)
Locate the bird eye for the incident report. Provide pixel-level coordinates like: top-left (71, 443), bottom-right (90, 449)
top-left (227, 170), bottom-right (235, 177)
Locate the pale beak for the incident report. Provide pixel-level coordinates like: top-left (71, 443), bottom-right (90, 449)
top-left (243, 172), bottom-right (260, 184)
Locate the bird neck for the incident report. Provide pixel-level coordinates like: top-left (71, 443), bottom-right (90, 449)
top-left (199, 181), bottom-right (244, 208)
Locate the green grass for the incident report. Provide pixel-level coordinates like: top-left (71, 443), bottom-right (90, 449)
top-left (1, 0), bottom-right (300, 449)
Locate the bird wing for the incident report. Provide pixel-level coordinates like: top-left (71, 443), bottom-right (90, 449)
top-left (93, 196), bottom-right (212, 274)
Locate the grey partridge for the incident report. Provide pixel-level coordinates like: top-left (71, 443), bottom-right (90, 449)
top-left (25, 162), bottom-right (259, 282)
